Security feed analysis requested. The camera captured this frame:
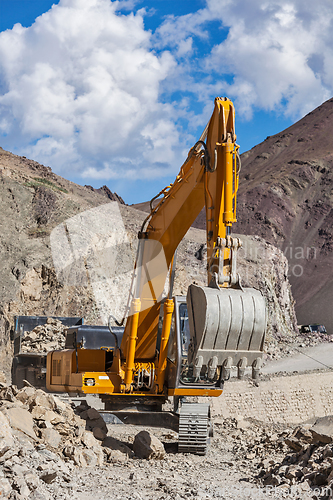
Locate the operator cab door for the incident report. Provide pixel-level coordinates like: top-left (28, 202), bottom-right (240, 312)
top-left (166, 296), bottom-right (221, 390)
top-left (166, 296), bottom-right (186, 389)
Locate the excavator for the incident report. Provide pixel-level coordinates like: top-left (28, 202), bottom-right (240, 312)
top-left (46, 97), bottom-right (266, 454)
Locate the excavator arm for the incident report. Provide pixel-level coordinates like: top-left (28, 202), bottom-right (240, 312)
top-left (46, 97), bottom-right (266, 405)
top-left (119, 97), bottom-right (266, 393)
top-left (46, 97), bottom-right (266, 456)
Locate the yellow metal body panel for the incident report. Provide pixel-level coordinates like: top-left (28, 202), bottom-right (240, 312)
top-left (156, 298), bottom-right (174, 392)
top-left (47, 349), bottom-right (123, 394)
top-left (77, 348), bottom-right (106, 372)
top-left (168, 388), bottom-right (223, 397)
top-left (46, 350), bottom-right (83, 392)
top-left (81, 372), bottom-right (116, 394)
top-left (81, 372), bottom-right (166, 397)
top-left (124, 298), bottom-right (141, 389)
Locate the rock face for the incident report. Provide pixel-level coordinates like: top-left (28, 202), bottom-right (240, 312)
top-left (0, 146), bottom-right (125, 380)
top-left (84, 184), bottom-right (125, 204)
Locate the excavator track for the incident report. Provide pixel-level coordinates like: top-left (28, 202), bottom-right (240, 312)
top-left (178, 402), bottom-right (210, 455)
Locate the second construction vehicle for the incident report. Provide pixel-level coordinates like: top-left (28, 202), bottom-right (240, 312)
top-left (46, 97), bottom-right (267, 454)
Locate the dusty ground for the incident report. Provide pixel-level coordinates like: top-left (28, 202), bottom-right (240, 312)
top-left (59, 428), bottom-right (276, 500)
top-left (36, 416), bottom-right (328, 500)
top-left (3, 344), bottom-right (333, 500)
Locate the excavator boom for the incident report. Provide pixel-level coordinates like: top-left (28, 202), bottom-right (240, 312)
top-left (120, 97), bottom-right (265, 388)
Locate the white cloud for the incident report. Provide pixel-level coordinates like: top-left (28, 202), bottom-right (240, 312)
top-left (0, 0), bottom-right (181, 180)
top-left (1, 0), bottom-right (333, 186)
top-left (156, 0), bottom-right (333, 120)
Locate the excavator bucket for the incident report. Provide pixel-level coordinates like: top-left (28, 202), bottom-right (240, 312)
top-left (186, 284), bottom-right (266, 378)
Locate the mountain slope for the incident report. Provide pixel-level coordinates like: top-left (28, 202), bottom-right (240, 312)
top-left (190, 98), bottom-right (333, 331)
top-left (232, 98), bottom-right (333, 332)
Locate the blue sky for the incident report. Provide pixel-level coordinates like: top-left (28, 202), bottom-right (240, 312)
top-left (0, 0), bottom-right (331, 204)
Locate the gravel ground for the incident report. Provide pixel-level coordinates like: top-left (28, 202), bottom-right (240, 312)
top-left (57, 419), bottom-right (315, 500)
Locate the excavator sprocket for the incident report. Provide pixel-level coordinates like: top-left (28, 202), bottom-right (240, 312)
top-left (178, 402), bottom-right (210, 455)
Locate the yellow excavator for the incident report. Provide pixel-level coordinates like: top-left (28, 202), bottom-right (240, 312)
top-left (46, 97), bottom-right (266, 454)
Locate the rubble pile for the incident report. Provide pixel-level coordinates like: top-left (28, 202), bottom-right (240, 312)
top-left (263, 330), bottom-right (333, 364)
top-left (215, 416), bottom-right (333, 498)
top-left (20, 319), bottom-right (67, 353)
top-left (0, 378), bottom-right (166, 500)
top-left (257, 417), bottom-right (333, 497)
top-left (293, 330), bottom-right (333, 347)
top-left (215, 417), bottom-right (291, 463)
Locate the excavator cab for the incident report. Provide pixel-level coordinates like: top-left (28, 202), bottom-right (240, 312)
top-left (166, 297), bottom-right (223, 391)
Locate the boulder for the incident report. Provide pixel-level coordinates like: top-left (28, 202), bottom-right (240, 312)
top-left (27, 390), bottom-right (55, 411)
top-left (81, 448), bottom-right (98, 467)
top-left (40, 428), bottom-right (62, 449)
top-left (16, 386), bottom-right (37, 404)
top-left (37, 448), bottom-right (58, 461)
top-left (0, 412), bottom-right (14, 456)
top-left (93, 427), bottom-right (107, 441)
top-left (32, 408), bottom-right (64, 425)
top-left (0, 386), bottom-right (16, 403)
top-left (11, 475), bottom-right (30, 497)
top-left (78, 406), bottom-right (107, 433)
top-left (52, 396), bottom-right (68, 414)
top-left (285, 437), bottom-right (304, 452)
top-left (2, 407), bottom-right (36, 440)
top-left (0, 371), bottom-right (7, 384)
top-left (40, 470), bottom-right (57, 484)
top-left (24, 472), bottom-right (40, 491)
top-left (104, 448), bottom-right (129, 463)
top-left (133, 431), bottom-right (165, 460)
top-left (63, 445), bottom-right (89, 467)
top-left (87, 408), bottom-right (100, 420)
top-left (310, 416), bottom-right (333, 444)
top-left (30, 490), bottom-right (51, 500)
top-left (0, 477), bottom-right (11, 499)
top-left (85, 417), bottom-right (107, 433)
top-left (81, 431), bottom-right (99, 449)
top-left (103, 436), bottom-right (134, 459)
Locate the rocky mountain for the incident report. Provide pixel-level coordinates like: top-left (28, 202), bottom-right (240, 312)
top-left (188, 98), bottom-right (333, 334)
top-left (0, 146), bottom-right (126, 379)
top-left (0, 146), bottom-right (297, 381)
top-left (235, 98), bottom-right (333, 333)
top-left (84, 184), bottom-right (125, 204)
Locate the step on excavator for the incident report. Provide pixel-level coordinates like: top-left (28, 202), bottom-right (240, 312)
top-left (46, 97), bottom-right (266, 454)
